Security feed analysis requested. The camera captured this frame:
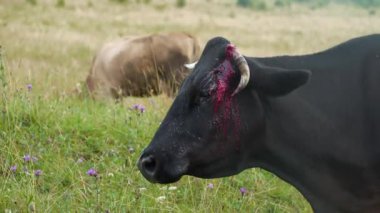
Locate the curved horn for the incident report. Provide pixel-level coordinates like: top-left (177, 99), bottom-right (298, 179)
top-left (184, 61), bottom-right (198, 69)
top-left (231, 51), bottom-right (250, 96)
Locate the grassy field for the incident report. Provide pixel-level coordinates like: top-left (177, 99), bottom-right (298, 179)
top-left (0, 0), bottom-right (379, 212)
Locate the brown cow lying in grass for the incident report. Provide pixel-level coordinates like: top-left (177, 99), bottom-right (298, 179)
top-left (86, 32), bottom-right (200, 99)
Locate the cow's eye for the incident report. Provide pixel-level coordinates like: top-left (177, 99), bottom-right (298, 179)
top-left (189, 90), bottom-right (210, 108)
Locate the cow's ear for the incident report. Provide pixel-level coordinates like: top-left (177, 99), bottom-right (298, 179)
top-left (253, 66), bottom-right (311, 96)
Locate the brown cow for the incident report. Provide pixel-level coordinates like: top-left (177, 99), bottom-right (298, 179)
top-left (86, 32), bottom-right (200, 98)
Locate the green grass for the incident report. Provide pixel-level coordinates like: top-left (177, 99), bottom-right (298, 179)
top-left (1, 0), bottom-right (379, 212)
top-left (0, 90), bottom-right (309, 212)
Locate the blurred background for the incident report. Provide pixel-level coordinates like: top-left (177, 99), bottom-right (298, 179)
top-left (1, 0), bottom-right (379, 95)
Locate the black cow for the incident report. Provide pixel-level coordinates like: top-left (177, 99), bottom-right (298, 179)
top-left (138, 34), bottom-right (380, 213)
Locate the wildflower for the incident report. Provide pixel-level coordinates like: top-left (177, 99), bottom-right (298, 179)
top-left (156, 196), bottom-right (166, 202)
top-left (132, 104), bottom-right (146, 113)
top-left (23, 155), bottom-right (31, 162)
top-left (138, 105), bottom-right (145, 113)
top-left (168, 186), bottom-right (177, 191)
top-left (87, 168), bottom-right (98, 177)
top-left (34, 169), bottom-right (42, 177)
top-left (27, 84), bottom-right (32, 92)
top-left (240, 187), bottom-right (248, 196)
top-left (128, 146), bottom-right (135, 153)
top-left (139, 187), bottom-right (147, 192)
top-left (132, 104), bottom-right (140, 110)
top-left (107, 172), bottom-right (114, 177)
top-left (10, 165), bottom-right (17, 172)
top-left (207, 183), bottom-right (214, 189)
top-left (23, 154), bottom-right (38, 163)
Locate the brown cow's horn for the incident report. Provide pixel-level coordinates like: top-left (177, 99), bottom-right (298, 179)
top-left (231, 51), bottom-right (250, 96)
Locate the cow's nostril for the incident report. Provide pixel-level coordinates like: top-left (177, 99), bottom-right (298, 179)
top-left (138, 151), bottom-right (184, 183)
top-left (142, 155), bottom-right (156, 173)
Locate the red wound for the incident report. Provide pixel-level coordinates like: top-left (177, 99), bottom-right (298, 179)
top-left (211, 43), bottom-right (241, 148)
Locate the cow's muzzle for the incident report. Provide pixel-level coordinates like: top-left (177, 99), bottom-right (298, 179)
top-left (138, 150), bottom-right (186, 184)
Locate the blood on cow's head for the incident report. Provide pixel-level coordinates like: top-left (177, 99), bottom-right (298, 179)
top-left (210, 43), bottom-right (242, 143)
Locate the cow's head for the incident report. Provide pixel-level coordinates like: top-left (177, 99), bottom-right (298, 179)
top-left (138, 37), bottom-right (310, 183)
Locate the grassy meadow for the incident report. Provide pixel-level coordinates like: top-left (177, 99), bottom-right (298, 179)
top-left (1, 0), bottom-right (379, 212)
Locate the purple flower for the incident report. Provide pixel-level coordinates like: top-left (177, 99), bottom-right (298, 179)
top-left (10, 165), bottom-right (17, 172)
top-left (23, 154), bottom-right (38, 163)
top-left (132, 104), bottom-right (146, 113)
top-left (27, 84), bottom-right (32, 92)
top-left (240, 187), bottom-right (248, 196)
top-left (139, 105), bottom-right (145, 113)
top-left (87, 168), bottom-right (98, 177)
top-left (207, 183), bottom-right (214, 189)
top-left (23, 154), bottom-right (31, 162)
top-left (34, 169), bottom-right (42, 177)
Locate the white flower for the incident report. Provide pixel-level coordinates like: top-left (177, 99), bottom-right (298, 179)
top-left (156, 196), bottom-right (166, 202)
top-left (107, 173), bottom-right (114, 177)
top-left (168, 186), bottom-right (177, 191)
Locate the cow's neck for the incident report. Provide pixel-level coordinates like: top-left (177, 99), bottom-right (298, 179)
top-left (253, 95), bottom-right (350, 212)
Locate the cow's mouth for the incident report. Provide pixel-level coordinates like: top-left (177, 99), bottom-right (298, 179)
top-left (137, 152), bottom-right (188, 184)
